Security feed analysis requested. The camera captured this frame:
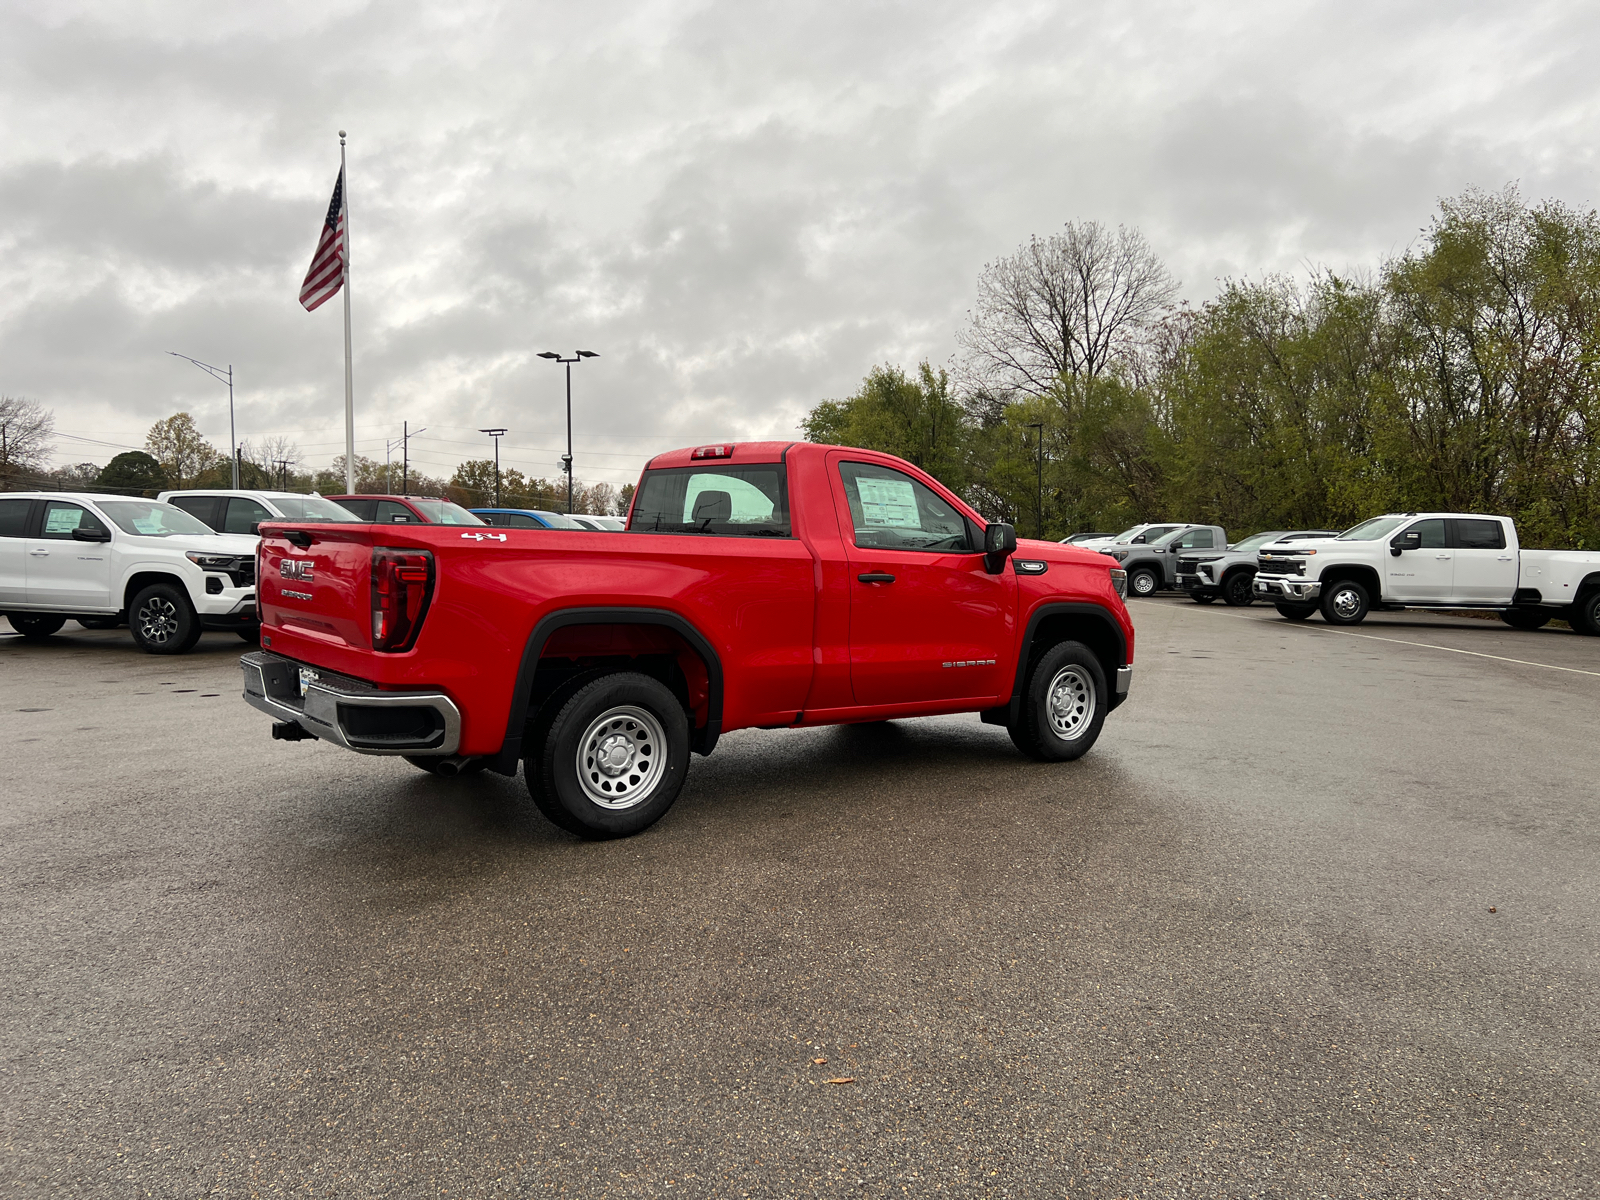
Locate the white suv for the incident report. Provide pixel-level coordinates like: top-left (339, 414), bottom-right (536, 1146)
top-left (0, 492), bottom-right (259, 654)
top-left (156, 489), bottom-right (359, 535)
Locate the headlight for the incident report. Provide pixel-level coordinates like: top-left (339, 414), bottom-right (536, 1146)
top-left (186, 552), bottom-right (237, 569)
top-left (1109, 568), bottom-right (1127, 598)
top-left (1199, 564), bottom-right (1214, 580)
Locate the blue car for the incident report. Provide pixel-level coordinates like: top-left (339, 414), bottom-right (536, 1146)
top-left (470, 507), bottom-right (589, 530)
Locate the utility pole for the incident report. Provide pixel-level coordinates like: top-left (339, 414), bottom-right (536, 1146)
top-left (536, 350), bottom-right (598, 512)
top-left (398, 422), bottom-right (424, 494)
top-left (479, 428), bottom-right (507, 507)
top-left (167, 352), bottom-right (238, 487)
top-left (1027, 422), bottom-right (1044, 540)
top-left (273, 459), bottom-right (294, 490)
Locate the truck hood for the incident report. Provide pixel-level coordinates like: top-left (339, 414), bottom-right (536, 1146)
top-left (128, 533), bottom-right (259, 555)
top-left (1015, 537), bottom-right (1119, 565)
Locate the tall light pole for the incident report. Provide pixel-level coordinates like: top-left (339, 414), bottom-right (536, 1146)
top-left (479, 427), bottom-right (507, 507)
top-left (167, 351), bottom-right (238, 488)
top-left (1026, 422), bottom-right (1044, 540)
top-left (536, 350), bottom-right (598, 512)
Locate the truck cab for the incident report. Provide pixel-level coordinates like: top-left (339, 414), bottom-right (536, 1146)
top-left (1104, 525), bottom-right (1225, 597)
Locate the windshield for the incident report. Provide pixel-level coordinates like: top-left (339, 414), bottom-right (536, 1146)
top-left (1338, 516), bottom-right (1407, 541)
top-left (1233, 532), bottom-right (1285, 553)
top-left (1114, 524), bottom-right (1178, 544)
top-left (273, 496), bottom-right (361, 523)
top-left (98, 500), bottom-right (215, 538)
top-left (409, 499), bottom-right (485, 525)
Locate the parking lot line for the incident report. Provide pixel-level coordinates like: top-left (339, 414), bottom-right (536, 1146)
top-left (1227, 611), bottom-right (1600, 678)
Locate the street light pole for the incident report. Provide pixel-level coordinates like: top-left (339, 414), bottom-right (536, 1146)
top-left (479, 428), bottom-right (508, 507)
top-left (1026, 422), bottom-right (1044, 540)
top-left (537, 350), bottom-right (598, 513)
top-left (167, 351), bottom-right (238, 487)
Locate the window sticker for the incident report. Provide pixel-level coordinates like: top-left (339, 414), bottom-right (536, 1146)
top-left (856, 478), bottom-right (920, 529)
top-left (132, 517), bottom-right (165, 534)
top-left (44, 506), bottom-right (84, 534)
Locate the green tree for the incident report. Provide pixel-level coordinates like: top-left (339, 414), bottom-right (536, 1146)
top-left (803, 362), bottom-right (971, 492)
top-left (144, 413), bottom-right (219, 488)
top-left (97, 451), bottom-right (168, 495)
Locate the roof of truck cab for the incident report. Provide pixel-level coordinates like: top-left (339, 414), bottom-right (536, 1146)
top-left (645, 441), bottom-right (797, 469)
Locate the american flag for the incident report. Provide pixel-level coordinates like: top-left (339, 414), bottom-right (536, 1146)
top-left (299, 168), bottom-right (345, 311)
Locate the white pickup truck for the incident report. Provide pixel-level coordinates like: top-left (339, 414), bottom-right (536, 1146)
top-left (0, 492), bottom-right (259, 653)
top-left (1253, 512), bottom-right (1600, 633)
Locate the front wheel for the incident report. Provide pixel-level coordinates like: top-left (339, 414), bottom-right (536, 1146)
top-left (528, 671), bottom-right (691, 838)
top-left (7, 613), bottom-right (66, 640)
top-left (1275, 602), bottom-right (1315, 621)
top-left (1320, 579), bottom-right (1370, 626)
top-left (1223, 572), bottom-right (1255, 607)
top-left (129, 583), bottom-right (203, 654)
top-left (1499, 609), bottom-right (1551, 631)
top-left (1008, 641), bottom-right (1108, 762)
top-left (1127, 568), bottom-right (1159, 598)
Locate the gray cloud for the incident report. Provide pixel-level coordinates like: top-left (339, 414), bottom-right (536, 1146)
top-left (2, 0), bottom-right (1596, 486)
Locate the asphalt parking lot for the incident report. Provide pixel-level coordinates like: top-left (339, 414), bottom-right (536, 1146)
top-left (3, 601), bottom-right (1598, 1198)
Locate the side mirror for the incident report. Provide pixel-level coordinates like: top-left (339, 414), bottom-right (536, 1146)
top-left (72, 525), bottom-right (111, 543)
top-left (983, 522), bottom-right (1017, 574)
top-left (1390, 529), bottom-right (1422, 557)
top-left (248, 522), bottom-right (261, 535)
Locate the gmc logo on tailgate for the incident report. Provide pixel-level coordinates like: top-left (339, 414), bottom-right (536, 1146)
top-left (280, 559), bottom-right (315, 582)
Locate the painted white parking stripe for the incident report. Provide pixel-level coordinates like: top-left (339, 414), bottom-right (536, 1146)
top-left (1227, 612), bottom-right (1600, 678)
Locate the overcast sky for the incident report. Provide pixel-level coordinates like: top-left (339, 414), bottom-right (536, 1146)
top-left (3, 0), bottom-right (1596, 489)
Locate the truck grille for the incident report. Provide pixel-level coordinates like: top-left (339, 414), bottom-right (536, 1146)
top-left (1176, 556), bottom-right (1201, 573)
top-left (1256, 555), bottom-right (1305, 576)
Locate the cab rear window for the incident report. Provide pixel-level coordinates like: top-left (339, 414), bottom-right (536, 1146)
top-left (630, 465), bottom-right (790, 537)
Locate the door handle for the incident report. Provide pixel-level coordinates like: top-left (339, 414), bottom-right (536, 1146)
top-left (29, 548), bottom-right (49, 557)
top-left (1497, 556), bottom-right (1513, 561)
top-left (1435, 554), bottom-right (1451, 560)
top-left (857, 572), bottom-right (895, 584)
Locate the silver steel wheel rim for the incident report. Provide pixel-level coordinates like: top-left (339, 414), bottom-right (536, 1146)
top-left (1332, 587), bottom-right (1361, 618)
top-left (1046, 664), bottom-right (1095, 740)
top-left (136, 597), bottom-right (179, 644)
top-left (1132, 572), bottom-right (1155, 595)
top-left (576, 705), bottom-right (666, 810)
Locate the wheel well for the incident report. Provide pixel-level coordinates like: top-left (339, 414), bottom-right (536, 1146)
top-left (123, 572), bottom-right (191, 613)
top-left (1025, 610), bottom-right (1124, 699)
top-left (1318, 564), bottom-right (1380, 598)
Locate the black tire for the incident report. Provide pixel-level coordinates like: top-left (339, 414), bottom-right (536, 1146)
top-left (76, 615), bottom-right (122, 630)
top-left (236, 626), bottom-right (261, 644)
top-left (1191, 592), bottom-right (1217, 604)
top-left (7, 613), bottom-right (66, 640)
top-left (1127, 567), bottom-right (1159, 598)
top-left (1007, 640), bottom-right (1108, 763)
top-left (1223, 572), bottom-right (1256, 607)
top-left (1574, 592), bottom-right (1600, 636)
top-left (1275, 602), bottom-right (1315, 621)
top-left (1499, 609), bottom-right (1551, 631)
top-left (1320, 578), bottom-right (1370, 626)
top-left (528, 671), bottom-right (691, 838)
top-left (404, 755), bottom-right (487, 777)
top-left (129, 583), bottom-right (203, 655)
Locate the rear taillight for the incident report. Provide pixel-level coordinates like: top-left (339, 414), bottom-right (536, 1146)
top-left (371, 548), bottom-right (434, 652)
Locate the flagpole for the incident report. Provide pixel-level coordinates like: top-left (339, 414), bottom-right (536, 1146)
top-left (340, 130), bottom-right (355, 495)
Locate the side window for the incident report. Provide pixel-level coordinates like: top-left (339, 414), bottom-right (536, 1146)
top-left (168, 495), bottom-right (222, 530)
top-left (0, 498), bottom-right (30, 537)
top-left (1176, 529), bottom-right (1214, 549)
top-left (223, 497), bottom-right (273, 534)
top-left (375, 501), bottom-right (414, 524)
top-left (837, 461), bottom-right (974, 553)
top-left (1453, 519), bottom-right (1506, 550)
top-left (1408, 518), bottom-right (1448, 549)
top-left (505, 514), bottom-right (542, 528)
top-left (40, 501), bottom-right (109, 540)
top-left (338, 499), bottom-right (375, 521)
top-left (630, 464), bottom-right (791, 537)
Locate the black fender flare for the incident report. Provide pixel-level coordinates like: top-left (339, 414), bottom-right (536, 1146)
top-left (984, 601), bottom-right (1130, 727)
top-left (489, 606), bottom-right (725, 775)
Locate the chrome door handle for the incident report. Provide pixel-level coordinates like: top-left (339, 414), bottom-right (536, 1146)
top-left (1497, 556), bottom-right (1513, 561)
top-left (1435, 554), bottom-right (1451, 560)
top-left (857, 572), bottom-right (895, 584)
top-left (29, 548), bottom-right (48, 556)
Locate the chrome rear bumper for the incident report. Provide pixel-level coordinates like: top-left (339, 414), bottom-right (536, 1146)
top-left (240, 650), bottom-right (461, 755)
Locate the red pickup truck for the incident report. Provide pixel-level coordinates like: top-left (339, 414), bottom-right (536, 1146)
top-left (242, 442), bottom-right (1134, 837)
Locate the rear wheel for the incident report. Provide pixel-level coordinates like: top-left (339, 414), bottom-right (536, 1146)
top-left (1223, 572), bottom-right (1255, 607)
top-left (1574, 591), bottom-right (1600, 636)
top-left (236, 626), bottom-right (261, 644)
top-left (1127, 567), bottom-right (1159, 598)
top-left (528, 671), bottom-right (691, 839)
top-left (1320, 579), bottom-right (1370, 626)
top-left (129, 583), bottom-right (203, 655)
top-left (7, 613), bottom-right (66, 640)
top-left (1499, 609), bottom-right (1551, 631)
top-left (1274, 602), bottom-right (1315, 621)
top-left (1007, 640), bottom-right (1107, 762)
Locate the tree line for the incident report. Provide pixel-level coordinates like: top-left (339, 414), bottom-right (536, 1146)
top-left (0, 402), bottom-right (630, 516)
top-left (804, 186), bottom-right (1600, 549)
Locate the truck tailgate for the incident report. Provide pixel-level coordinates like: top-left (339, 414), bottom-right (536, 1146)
top-left (258, 525), bottom-right (378, 652)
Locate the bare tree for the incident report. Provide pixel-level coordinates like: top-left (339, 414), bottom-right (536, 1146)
top-left (959, 222), bottom-right (1179, 397)
top-left (0, 395), bottom-right (55, 489)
